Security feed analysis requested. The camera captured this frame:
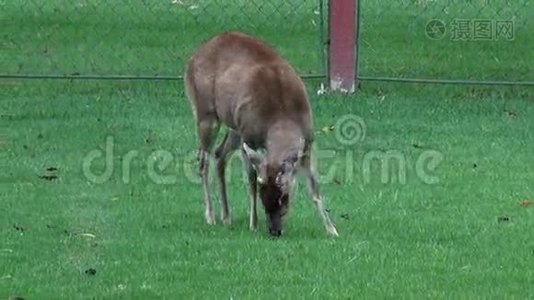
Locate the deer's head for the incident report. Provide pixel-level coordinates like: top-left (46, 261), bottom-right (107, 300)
top-left (243, 142), bottom-right (301, 237)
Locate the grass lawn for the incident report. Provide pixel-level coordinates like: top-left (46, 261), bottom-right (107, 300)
top-left (1, 0), bottom-right (534, 298)
top-left (1, 80), bottom-right (533, 299)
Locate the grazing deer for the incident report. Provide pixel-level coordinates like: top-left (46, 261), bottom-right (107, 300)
top-left (184, 32), bottom-right (338, 237)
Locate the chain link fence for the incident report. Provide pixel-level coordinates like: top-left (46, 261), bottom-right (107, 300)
top-left (358, 0), bottom-right (533, 84)
top-left (1, 0), bottom-right (532, 84)
top-left (1, 0), bottom-right (326, 78)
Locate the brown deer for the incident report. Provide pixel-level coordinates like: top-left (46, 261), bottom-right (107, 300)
top-left (184, 31), bottom-right (338, 237)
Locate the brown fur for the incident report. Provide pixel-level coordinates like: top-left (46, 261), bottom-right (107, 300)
top-left (184, 32), bottom-right (338, 237)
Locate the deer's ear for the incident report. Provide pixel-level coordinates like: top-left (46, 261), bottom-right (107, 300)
top-left (242, 143), bottom-right (264, 170)
top-left (277, 156), bottom-right (298, 186)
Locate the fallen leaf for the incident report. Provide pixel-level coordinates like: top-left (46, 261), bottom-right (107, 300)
top-left (504, 110), bottom-right (517, 117)
top-left (497, 216), bottom-right (510, 223)
top-left (78, 233), bottom-right (96, 238)
top-left (84, 268), bottom-right (97, 276)
top-left (321, 125), bottom-right (334, 133)
top-left (38, 174), bottom-right (58, 181)
top-left (13, 224), bottom-right (24, 232)
top-left (519, 199), bottom-right (532, 207)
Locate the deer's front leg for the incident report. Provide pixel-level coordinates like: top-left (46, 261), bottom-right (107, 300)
top-left (300, 150), bottom-right (339, 237)
top-left (241, 149), bottom-right (258, 231)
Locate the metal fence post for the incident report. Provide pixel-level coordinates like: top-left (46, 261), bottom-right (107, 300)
top-left (328, 0), bottom-right (357, 93)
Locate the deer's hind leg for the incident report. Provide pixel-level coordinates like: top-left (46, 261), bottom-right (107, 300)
top-left (184, 69), bottom-right (221, 225)
top-left (214, 129), bottom-right (241, 225)
top-left (196, 114), bottom-right (220, 225)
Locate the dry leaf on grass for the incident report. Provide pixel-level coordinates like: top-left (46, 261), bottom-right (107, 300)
top-left (518, 199), bottom-right (532, 207)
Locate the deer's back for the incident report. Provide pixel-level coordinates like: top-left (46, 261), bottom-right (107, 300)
top-left (185, 32), bottom-right (312, 147)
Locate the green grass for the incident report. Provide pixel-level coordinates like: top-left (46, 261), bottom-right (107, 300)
top-left (1, 0), bottom-right (534, 298)
top-left (1, 80), bottom-right (533, 299)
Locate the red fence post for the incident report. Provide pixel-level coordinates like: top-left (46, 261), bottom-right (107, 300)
top-left (328, 0), bottom-right (357, 93)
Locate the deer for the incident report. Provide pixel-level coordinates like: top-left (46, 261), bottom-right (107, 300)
top-left (183, 31), bottom-right (338, 237)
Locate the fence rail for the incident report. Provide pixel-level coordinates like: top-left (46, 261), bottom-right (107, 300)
top-left (1, 0), bottom-right (533, 87)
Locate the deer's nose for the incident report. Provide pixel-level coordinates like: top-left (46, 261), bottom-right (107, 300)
top-left (269, 228), bottom-right (282, 237)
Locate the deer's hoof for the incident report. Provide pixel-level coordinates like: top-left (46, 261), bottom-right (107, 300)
top-left (205, 212), bottom-right (216, 225)
top-left (328, 226), bottom-right (339, 237)
top-left (222, 216), bottom-right (232, 226)
top-left (269, 228), bottom-right (282, 237)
